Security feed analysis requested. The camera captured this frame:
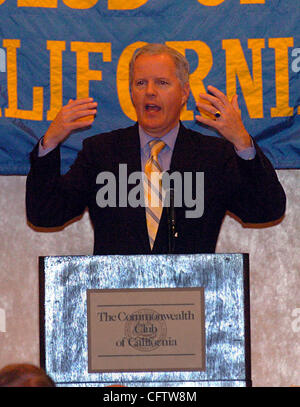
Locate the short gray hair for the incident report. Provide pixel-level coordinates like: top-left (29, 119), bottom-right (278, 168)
top-left (129, 43), bottom-right (190, 88)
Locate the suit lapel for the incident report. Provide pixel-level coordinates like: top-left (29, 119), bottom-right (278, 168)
top-left (117, 123), bottom-right (141, 172)
top-left (170, 123), bottom-right (199, 172)
top-left (118, 124), bottom-right (151, 253)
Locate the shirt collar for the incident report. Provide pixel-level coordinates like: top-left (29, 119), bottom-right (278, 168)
top-left (139, 123), bottom-right (180, 152)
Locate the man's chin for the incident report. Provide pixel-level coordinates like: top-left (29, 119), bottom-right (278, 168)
top-left (140, 124), bottom-right (166, 138)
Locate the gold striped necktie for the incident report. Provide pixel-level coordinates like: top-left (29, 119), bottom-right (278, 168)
top-left (144, 139), bottom-right (166, 249)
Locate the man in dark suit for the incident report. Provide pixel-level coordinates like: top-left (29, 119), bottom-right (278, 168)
top-left (26, 44), bottom-right (286, 255)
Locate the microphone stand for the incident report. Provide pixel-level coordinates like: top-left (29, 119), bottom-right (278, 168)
top-left (167, 187), bottom-right (176, 254)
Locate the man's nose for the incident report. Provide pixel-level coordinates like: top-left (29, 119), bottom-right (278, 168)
top-left (146, 81), bottom-right (157, 96)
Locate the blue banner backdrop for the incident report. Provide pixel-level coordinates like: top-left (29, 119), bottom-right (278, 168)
top-left (0, 0), bottom-right (299, 174)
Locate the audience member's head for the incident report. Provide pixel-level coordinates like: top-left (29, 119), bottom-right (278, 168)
top-left (0, 363), bottom-right (55, 387)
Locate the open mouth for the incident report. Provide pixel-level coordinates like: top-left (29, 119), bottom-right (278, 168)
top-left (145, 104), bottom-right (161, 112)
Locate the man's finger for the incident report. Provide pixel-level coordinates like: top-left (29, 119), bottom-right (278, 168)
top-left (207, 85), bottom-right (229, 106)
top-left (64, 98), bottom-right (95, 110)
top-left (69, 119), bottom-right (94, 130)
top-left (198, 93), bottom-right (223, 109)
top-left (75, 115), bottom-right (95, 123)
top-left (68, 108), bottom-right (97, 123)
top-left (231, 94), bottom-right (241, 114)
top-left (70, 101), bottom-right (98, 113)
top-left (197, 100), bottom-right (223, 117)
top-left (195, 114), bottom-right (219, 129)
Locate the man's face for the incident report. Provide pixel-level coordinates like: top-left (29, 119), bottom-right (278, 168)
top-left (131, 53), bottom-right (190, 138)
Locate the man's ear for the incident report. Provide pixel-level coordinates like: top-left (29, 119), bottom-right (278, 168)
top-left (182, 82), bottom-right (190, 105)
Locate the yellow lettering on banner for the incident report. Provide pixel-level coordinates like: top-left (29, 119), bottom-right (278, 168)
top-left (222, 38), bottom-right (264, 118)
top-left (197, 0), bottom-right (224, 6)
top-left (166, 41), bottom-right (213, 121)
top-left (0, 0), bottom-right (7, 5)
top-left (240, 0), bottom-right (265, 4)
top-left (47, 41), bottom-right (66, 121)
top-left (269, 37), bottom-right (294, 117)
top-left (18, 0), bottom-right (57, 7)
top-left (62, 0), bottom-right (97, 9)
top-left (108, 0), bottom-right (149, 9)
top-left (116, 41), bottom-right (147, 121)
top-left (3, 39), bottom-right (43, 120)
top-left (70, 42), bottom-right (111, 99)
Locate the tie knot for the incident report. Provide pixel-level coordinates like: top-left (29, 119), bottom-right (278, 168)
top-left (149, 139), bottom-right (165, 158)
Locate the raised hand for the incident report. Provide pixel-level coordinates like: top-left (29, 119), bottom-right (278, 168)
top-left (42, 98), bottom-right (98, 149)
top-left (195, 85), bottom-right (252, 151)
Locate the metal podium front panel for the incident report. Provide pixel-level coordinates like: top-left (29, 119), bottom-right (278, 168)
top-left (39, 254), bottom-right (250, 386)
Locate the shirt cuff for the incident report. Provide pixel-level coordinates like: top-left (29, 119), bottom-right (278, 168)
top-left (38, 137), bottom-right (56, 157)
top-left (234, 139), bottom-right (256, 160)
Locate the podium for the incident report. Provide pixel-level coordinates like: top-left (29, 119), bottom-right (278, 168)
top-left (39, 254), bottom-right (251, 387)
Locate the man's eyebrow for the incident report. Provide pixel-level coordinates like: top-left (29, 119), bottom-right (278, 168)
top-left (133, 76), bottom-right (172, 83)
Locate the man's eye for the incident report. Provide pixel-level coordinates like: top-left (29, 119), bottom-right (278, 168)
top-left (159, 80), bottom-right (168, 85)
top-left (136, 80), bottom-right (145, 86)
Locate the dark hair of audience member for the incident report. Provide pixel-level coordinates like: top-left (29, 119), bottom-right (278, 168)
top-left (0, 363), bottom-right (55, 387)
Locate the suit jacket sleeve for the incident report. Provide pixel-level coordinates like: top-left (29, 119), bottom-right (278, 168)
top-left (223, 139), bottom-right (286, 223)
top-left (26, 139), bottom-right (95, 227)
